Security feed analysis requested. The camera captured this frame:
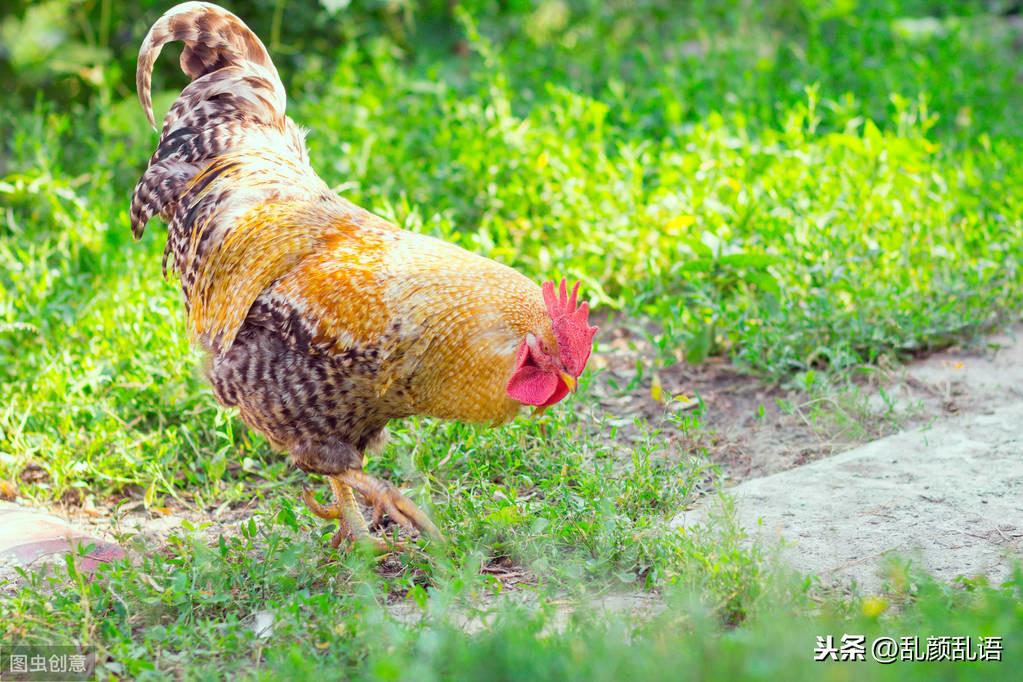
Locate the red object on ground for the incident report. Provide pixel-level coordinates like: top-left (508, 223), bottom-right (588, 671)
top-left (0, 503), bottom-right (125, 573)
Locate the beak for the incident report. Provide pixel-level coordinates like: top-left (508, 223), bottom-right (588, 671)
top-left (560, 371), bottom-right (578, 394)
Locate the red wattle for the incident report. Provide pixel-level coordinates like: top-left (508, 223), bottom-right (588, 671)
top-left (506, 365), bottom-right (560, 406)
top-left (506, 341), bottom-right (570, 407)
top-left (538, 378), bottom-right (570, 407)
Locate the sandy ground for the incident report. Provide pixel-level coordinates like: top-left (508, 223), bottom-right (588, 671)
top-left (673, 402), bottom-right (1023, 591)
top-left (673, 326), bottom-right (1023, 591)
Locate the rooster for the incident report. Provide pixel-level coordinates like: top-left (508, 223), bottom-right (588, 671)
top-left (131, 2), bottom-right (597, 550)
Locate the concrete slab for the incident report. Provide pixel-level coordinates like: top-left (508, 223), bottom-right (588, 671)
top-left (0, 503), bottom-right (124, 583)
top-left (672, 402), bottom-right (1023, 591)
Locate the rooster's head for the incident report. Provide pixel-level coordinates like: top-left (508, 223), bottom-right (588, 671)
top-left (506, 279), bottom-right (598, 409)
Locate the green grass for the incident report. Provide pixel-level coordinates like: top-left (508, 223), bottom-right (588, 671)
top-left (1, 0), bottom-right (1022, 678)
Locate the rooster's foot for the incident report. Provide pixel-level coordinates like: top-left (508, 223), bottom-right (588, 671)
top-left (338, 470), bottom-right (444, 542)
top-left (301, 476), bottom-right (399, 554)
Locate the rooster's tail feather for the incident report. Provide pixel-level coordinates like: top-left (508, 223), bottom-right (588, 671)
top-left (130, 2), bottom-right (306, 242)
top-left (136, 1), bottom-right (282, 128)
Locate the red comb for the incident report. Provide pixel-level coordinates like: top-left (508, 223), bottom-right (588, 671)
top-left (542, 279), bottom-right (598, 376)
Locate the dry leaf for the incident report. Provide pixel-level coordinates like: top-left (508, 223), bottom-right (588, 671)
top-left (650, 373), bottom-right (664, 403)
top-left (0, 480), bottom-right (17, 501)
top-left (666, 214), bottom-right (696, 231)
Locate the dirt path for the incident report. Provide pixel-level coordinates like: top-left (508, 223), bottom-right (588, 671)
top-left (674, 401), bottom-right (1023, 590)
top-left (596, 321), bottom-right (1023, 474)
top-left (672, 326), bottom-right (1023, 591)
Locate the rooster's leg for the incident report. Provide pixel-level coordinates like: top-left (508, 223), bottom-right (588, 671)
top-left (339, 470), bottom-right (444, 542)
top-left (301, 477), bottom-right (393, 552)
